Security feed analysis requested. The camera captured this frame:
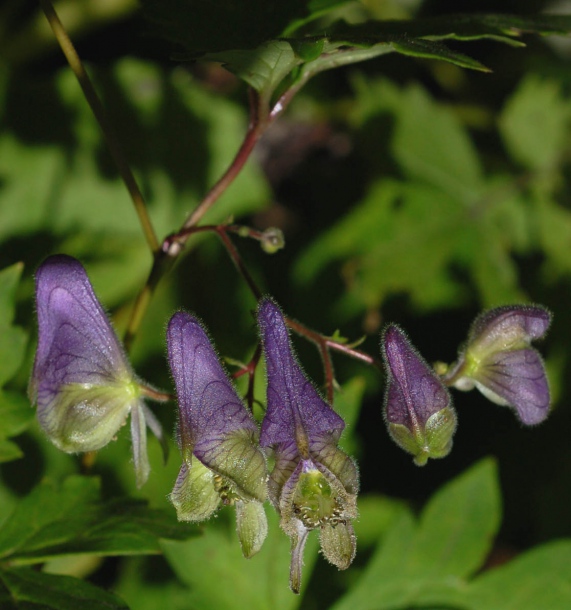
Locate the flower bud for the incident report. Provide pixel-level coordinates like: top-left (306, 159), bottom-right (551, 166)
top-left (260, 227), bottom-right (285, 254)
top-left (381, 324), bottom-right (456, 466)
top-left (235, 499), bottom-right (268, 559)
top-left (443, 305), bottom-right (551, 425)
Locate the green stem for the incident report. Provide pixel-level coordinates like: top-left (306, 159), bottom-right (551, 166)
top-left (39, 0), bottom-right (159, 254)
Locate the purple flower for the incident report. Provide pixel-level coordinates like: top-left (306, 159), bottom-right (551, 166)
top-left (443, 305), bottom-right (551, 425)
top-left (166, 311), bottom-right (268, 558)
top-left (29, 254), bottom-right (164, 487)
top-left (257, 298), bottom-right (358, 594)
top-left (381, 324), bottom-right (457, 466)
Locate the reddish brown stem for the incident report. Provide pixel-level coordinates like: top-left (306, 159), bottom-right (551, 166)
top-left (176, 89), bottom-right (268, 236)
top-left (206, 225), bottom-right (381, 399)
top-left (139, 384), bottom-right (175, 402)
top-left (285, 316), bottom-right (381, 402)
top-left (215, 228), bottom-right (262, 300)
top-left (232, 345), bottom-right (262, 413)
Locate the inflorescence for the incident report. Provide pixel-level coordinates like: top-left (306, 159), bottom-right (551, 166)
top-left (30, 255), bottom-right (552, 592)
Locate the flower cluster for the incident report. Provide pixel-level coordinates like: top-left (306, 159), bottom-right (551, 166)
top-left (30, 256), bottom-right (359, 590)
top-left (30, 254), bottom-right (552, 592)
top-left (379, 305), bottom-right (552, 467)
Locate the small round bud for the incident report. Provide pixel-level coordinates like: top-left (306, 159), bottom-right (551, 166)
top-left (260, 227), bottom-right (285, 254)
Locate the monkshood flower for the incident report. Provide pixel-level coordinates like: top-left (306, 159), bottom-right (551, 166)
top-left (441, 305), bottom-right (551, 426)
top-left (257, 298), bottom-right (358, 594)
top-left (29, 254), bottom-right (164, 487)
top-left (381, 324), bottom-right (457, 466)
top-left (166, 311), bottom-right (268, 558)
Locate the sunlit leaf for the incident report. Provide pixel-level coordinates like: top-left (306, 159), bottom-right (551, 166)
top-left (331, 459), bottom-right (501, 610)
top-left (0, 567), bottom-right (129, 610)
top-left (0, 263), bottom-right (27, 387)
top-left (140, 0), bottom-right (310, 54)
top-left (295, 80), bottom-right (533, 314)
top-left (162, 509), bottom-right (318, 610)
top-left (463, 541), bottom-right (571, 610)
top-left (0, 476), bottom-right (197, 565)
top-left (499, 75), bottom-right (570, 172)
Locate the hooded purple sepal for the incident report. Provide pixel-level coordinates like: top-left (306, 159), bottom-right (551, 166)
top-left (29, 254), bottom-right (161, 487)
top-left (166, 312), bottom-right (268, 557)
top-left (257, 298), bottom-right (358, 593)
top-left (443, 305), bottom-right (551, 426)
top-left (381, 324), bottom-right (457, 466)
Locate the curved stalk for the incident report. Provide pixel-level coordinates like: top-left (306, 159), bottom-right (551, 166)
top-left (39, 0), bottom-right (159, 254)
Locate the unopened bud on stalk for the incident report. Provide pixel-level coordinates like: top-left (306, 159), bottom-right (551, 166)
top-left (381, 324), bottom-right (457, 466)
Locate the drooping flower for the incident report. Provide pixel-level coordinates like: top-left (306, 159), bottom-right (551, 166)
top-left (381, 324), bottom-right (457, 466)
top-left (29, 254), bottom-right (164, 487)
top-left (166, 311), bottom-right (268, 558)
top-left (257, 298), bottom-right (358, 594)
top-left (442, 305), bottom-right (551, 425)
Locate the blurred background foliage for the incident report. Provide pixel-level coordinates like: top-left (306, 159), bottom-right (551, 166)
top-left (2, 0), bottom-right (571, 608)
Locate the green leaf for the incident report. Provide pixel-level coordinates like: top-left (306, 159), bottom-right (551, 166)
top-left (204, 41), bottom-right (300, 95)
top-left (352, 493), bottom-right (407, 549)
top-left (332, 507), bottom-right (419, 610)
top-left (145, 12), bottom-right (571, 100)
top-left (0, 476), bottom-right (197, 565)
top-left (390, 37), bottom-right (488, 71)
top-left (282, 0), bottom-right (352, 35)
top-left (206, 12), bottom-right (571, 96)
top-left (140, 0), bottom-right (310, 54)
top-left (0, 440), bottom-right (23, 464)
top-left (0, 262), bottom-right (22, 325)
top-left (0, 391), bottom-right (34, 439)
top-left (162, 508), bottom-right (318, 610)
top-left (392, 83), bottom-right (484, 201)
top-left (332, 458), bottom-right (501, 610)
top-left (330, 13), bottom-right (571, 46)
top-left (295, 179), bottom-right (469, 312)
top-left (463, 540), bottom-right (571, 610)
top-left (499, 75), bottom-right (570, 172)
top-left (0, 391), bottom-right (34, 463)
top-left (296, 78), bottom-right (534, 314)
top-left (0, 567), bottom-right (128, 610)
top-left (0, 58), bottom-right (270, 327)
top-left (0, 263), bottom-right (27, 387)
top-left (334, 376), bottom-right (366, 456)
top-left (532, 195), bottom-right (571, 279)
top-left (413, 458), bottom-right (501, 579)
top-left (115, 557), bottom-right (193, 610)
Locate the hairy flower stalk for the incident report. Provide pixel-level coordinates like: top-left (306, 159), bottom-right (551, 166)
top-left (381, 324), bottom-right (457, 466)
top-left (441, 305), bottom-right (552, 425)
top-left (29, 254), bottom-right (165, 487)
top-left (166, 311), bottom-right (268, 558)
top-left (257, 298), bottom-right (358, 594)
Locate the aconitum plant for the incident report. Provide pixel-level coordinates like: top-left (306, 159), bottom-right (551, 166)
top-left (9, 4), bottom-right (571, 607)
